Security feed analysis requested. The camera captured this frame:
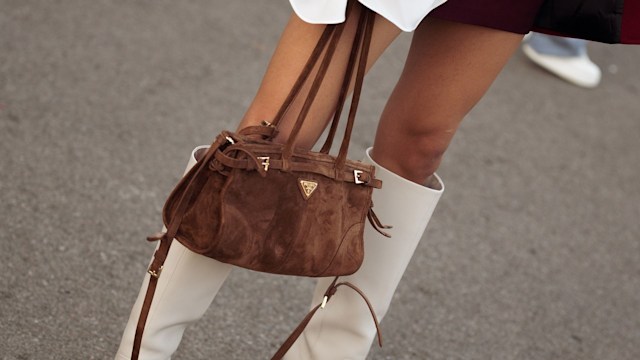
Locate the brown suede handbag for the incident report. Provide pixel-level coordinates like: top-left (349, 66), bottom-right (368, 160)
top-left (132, 4), bottom-right (389, 359)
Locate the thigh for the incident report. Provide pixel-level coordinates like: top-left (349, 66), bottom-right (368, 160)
top-left (240, 7), bottom-right (401, 149)
top-left (373, 17), bottom-right (524, 183)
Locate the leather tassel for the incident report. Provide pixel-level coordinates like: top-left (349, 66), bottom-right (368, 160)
top-left (146, 232), bottom-right (167, 242)
top-left (367, 207), bottom-right (392, 238)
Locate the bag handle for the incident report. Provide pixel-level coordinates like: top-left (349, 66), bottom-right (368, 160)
top-left (318, 5), bottom-right (366, 155)
top-left (268, 23), bottom-right (337, 129)
top-left (279, 12), bottom-right (348, 166)
top-left (270, 3), bottom-right (374, 171)
top-left (335, 8), bottom-right (374, 171)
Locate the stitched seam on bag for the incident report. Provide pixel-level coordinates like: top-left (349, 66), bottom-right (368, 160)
top-left (316, 186), bottom-right (372, 276)
top-left (203, 168), bottom-right (235, 256)
top-left (161, 154), bottom-right (205, 231)
top-left (270, 199), bottom-right (309, 275)
top-left (316, 221), bottom-right (363, 277)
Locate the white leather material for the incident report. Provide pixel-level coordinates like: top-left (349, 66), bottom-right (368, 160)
top-left (115, 145), bottom-right (444, 359)
top-left (282, 147), bottom-right (444, 360)
top-left (522, 43), bottom-right (602, 88)
top-left (115, 146), bottom-right (232, 360)
top-left (289, 0), bottom-right (447, 32)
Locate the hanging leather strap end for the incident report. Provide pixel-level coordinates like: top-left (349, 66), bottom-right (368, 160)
top-left (335, 280), bottom-right (384, 347)
top-left (367, 207), bottom-right (392, 238)
top-left (145, 233), bottom-right (171, 278)
top-left (146, 231), bottom-right (167, 242)
top-left (269, 277), bottom-right (383, 360)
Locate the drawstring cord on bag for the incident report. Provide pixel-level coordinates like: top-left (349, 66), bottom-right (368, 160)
top-left (368, 204), bottom-right (393, 237)
top-left (270, 276), bottom-right (383, 360)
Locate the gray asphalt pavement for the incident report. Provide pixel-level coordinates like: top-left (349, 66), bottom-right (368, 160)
top-left (1, 1), bottom-right (639, 359)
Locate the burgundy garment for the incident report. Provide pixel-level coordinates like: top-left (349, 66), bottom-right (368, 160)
top-left (621, 0), bottom-right (640, 43)
top-left (532, 0), bottom-right (639, 44)
top-left (428, 0), bottom-right (547, 34)
top-left (428, 0), bottom-right (640, 44)
top-left (533, 0), bottom-right (623, 43)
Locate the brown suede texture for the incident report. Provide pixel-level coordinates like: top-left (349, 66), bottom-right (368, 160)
top-left (132, 9), bottom-right (380, 359)
top-left (160, 6), bottom-right (378, 278)
top-left (162, 131), bottom-right (376, 277)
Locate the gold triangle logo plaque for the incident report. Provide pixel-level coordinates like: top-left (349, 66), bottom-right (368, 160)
top-left (298, 179), bottom-right (318, 200)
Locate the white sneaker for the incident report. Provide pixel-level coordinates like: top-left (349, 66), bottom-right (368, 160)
top-left (522, 43), bottom-right (602, 88)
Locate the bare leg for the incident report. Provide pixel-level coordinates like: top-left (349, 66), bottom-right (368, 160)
top-left (239, 7), bottom-right (401, 148)
top-left (117, 7), bottom-right (402, 360)
top-left (372, 18), bottom-right (524, 185)
top-left (284, 19), bottom-right (527, 360)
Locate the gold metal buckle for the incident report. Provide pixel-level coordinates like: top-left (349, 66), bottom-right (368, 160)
top-left (321, 296), bottom-right (329, 309)
top-left (257, 156), bottom-right (270, 171)
top-left (260, 120), bottom-right (274, 127)
top-left (147, 265), bottom-right (163, 278)
top-left (354, 170), bottom-right (365, 185)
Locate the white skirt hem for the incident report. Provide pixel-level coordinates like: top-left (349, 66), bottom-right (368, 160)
top-left (288, 0), bottom-right (447, 32)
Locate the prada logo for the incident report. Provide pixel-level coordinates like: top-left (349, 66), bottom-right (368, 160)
top-left (298, 179), bottom-right (318, 200)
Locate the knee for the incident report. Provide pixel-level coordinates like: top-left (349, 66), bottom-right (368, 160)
top-left (374, 126), bottom-right (454, 184)
top-left (403, 136), bottom-right (448, 180)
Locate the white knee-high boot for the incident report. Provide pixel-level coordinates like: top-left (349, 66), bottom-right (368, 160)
top-left (115, 146), bottom-right (233, 360)
top-left (283, 147), bottom-right (444, 360)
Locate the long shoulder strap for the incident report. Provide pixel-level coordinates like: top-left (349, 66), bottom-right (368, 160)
top-left (130, 140), bottom-right (222, 359)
